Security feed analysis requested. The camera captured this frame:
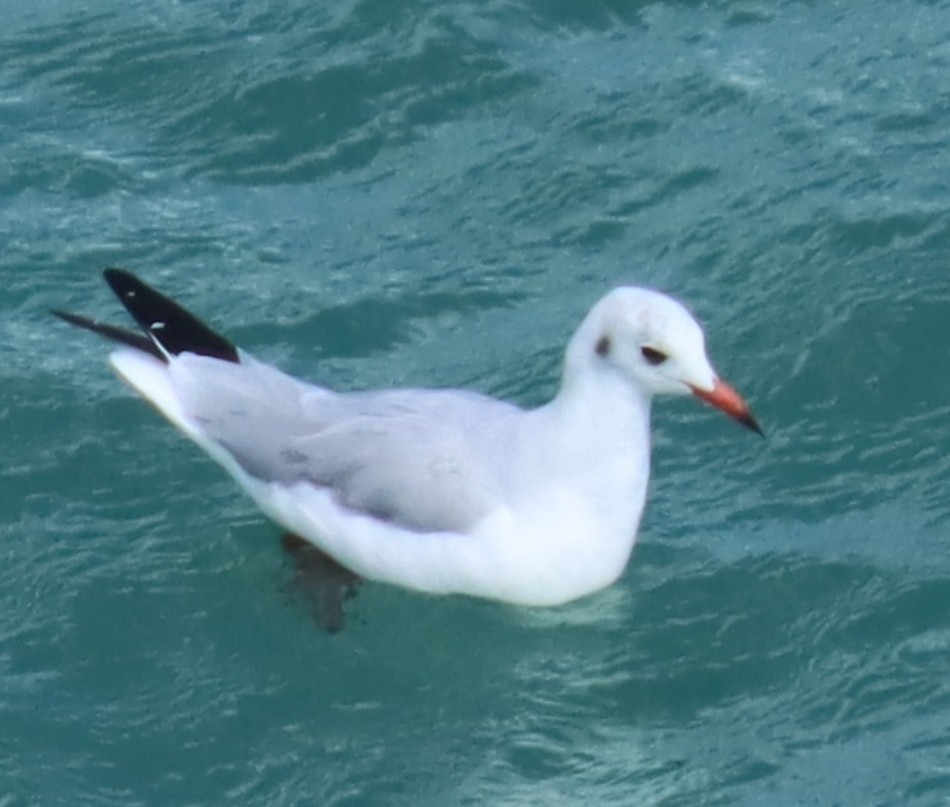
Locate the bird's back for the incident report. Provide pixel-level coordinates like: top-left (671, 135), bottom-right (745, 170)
top-left (158, 352), bottom-right (526, 533)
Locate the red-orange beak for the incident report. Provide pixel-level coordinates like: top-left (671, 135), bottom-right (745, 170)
top-left (691, 378), bottom-right (763, 436)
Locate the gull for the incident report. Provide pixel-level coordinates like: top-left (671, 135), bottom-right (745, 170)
top-left (54, 270), bottom-right (761, 608)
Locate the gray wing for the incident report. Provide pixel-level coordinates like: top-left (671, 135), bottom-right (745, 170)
top-left (168, 353), bottom-right (521, 533)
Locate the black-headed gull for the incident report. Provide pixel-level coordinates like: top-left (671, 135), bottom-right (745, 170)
top-left (55, 270), bottom-right (761, 607)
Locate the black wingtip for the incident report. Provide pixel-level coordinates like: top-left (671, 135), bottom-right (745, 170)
top-left (102, 268), bottom-right (240, 363)
top-left (51, 308), bottom-right (165, 359)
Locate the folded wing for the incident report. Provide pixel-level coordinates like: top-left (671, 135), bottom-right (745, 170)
top-left (167, 354), bottom-right (520, 533)
top-left (56, 269), bottom-right (521, 536)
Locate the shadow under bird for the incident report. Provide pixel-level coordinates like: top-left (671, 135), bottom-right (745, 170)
top-left (55, 270), bottom-right (761, 611)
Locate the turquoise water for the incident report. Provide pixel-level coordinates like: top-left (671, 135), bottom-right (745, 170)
top-left (4, 0), bottom-right (950, 803)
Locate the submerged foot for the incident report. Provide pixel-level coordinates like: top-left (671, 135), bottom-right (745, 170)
top-left (280, 533), bottom-right (361, 633)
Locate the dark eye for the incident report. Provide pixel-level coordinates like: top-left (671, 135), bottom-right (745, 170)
top-left (640, 346), bottom-right (668, 366)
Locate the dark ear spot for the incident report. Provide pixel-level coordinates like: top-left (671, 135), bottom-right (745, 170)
top-left (595, 335), bottom-right (611, 357)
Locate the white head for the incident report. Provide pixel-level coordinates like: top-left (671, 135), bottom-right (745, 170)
top-left (566, 287), bottom-right (761, 433)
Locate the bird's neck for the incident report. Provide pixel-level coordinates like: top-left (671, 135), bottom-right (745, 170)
top-left (522, 362), bottom-right (653, 497)
top-left (549, 365), bottom-right (652, 450)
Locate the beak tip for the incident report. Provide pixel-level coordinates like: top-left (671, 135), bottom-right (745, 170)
top-left (691, 379), bottom-right (763, 437)
top-left (741, 412), bottom-right (765, 437)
